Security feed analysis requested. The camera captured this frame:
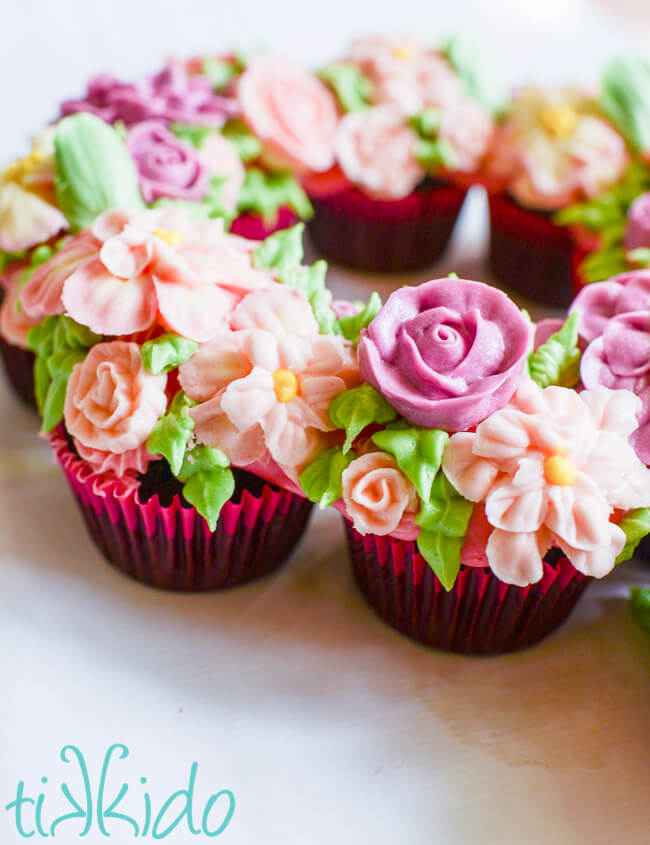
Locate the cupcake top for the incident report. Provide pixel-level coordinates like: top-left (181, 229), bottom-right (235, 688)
top-left (487, 85), bottom-right (629, 210)
top-left (307, 35), bottom-right (501, 200)
top-left (296, 276), bottom-right (650, 589)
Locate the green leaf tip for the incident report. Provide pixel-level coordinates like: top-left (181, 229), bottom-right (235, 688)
top-left (141, 333), bottom-right (198, 375)
top-left (318, 62), bottom-right (373, 113)
top-left (329, 384), bottom-right (397, 453)
top-left (299, 446), bottom-right (356, 509)
top-left (615, 508), bottom-right (650, 565)
top-left (177, 444), bottom-right (234, 531)
top-left (528, 311), bottom-right (581, 389)
top-left (338, 292), bottom-right (382, 344)
top-left (146, 391), bottom-right (197, 476)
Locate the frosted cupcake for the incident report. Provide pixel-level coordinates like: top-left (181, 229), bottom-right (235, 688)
top-left (303, 36), bottom-right (501, 272)
top-left (296, 277), bottom-right (650, 652)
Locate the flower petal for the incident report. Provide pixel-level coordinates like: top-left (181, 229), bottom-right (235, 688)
top-left (485, 528), bottom-right (545, 586)
top-left (153, 277), bottom-right (238, 342)
top-left (484, 459), bottom-right (547, 533)
top-left (219, 367), bottom-right (276, 432)
top-left (442, 432), bottom-right (499, 503)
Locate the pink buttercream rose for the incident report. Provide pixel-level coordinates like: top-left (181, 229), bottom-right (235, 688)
top-left (624, 192), bottom-right (650, 252)
top-left (0, 263), bottom-right (39, 349)
top-left (238, 54), bottom-right (338, 174)
top-left (334, 106), bottom-right (424, 200)
top-left (570, 269), bottom-right (650, 343)
top-left (64, 341), bottom-right (167, 474)
top-left (443, 382), bottom-right (650, 585)
top-left (341, 451), bottom-right (417, 536)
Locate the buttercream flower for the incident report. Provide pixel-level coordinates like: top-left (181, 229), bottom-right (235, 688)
top-left (570, 269), bottom-right (650, 342)
top-left (334, 106), bottom-right (424, 199)
top-left (443, 382), bottom-right (650, 585)
top-left (341, 451), bottom-right (417, 536)
top-left (180, 328), bottom-right (355, 471)
top-left (345, 36), bottom-right (424, 112)
top-left (21, 207), bottom-right (272, 341)
top-left (624, 192), bottom-right (650, 251)
top-left (64, 341), bottom-right (167, 474)
top-left (238, 54), bottom-right (338, 173)
top-left (358, 278), bottom-right (531, 431)
top-left (488, 87), bottom-right (629, 210)
top-left (126, 121), bottom-right (210, 203)
top-left (0, 128), bottom-right (67, 253)
top-left (0, 263), bottom-right (40, 349)
top-left (61, 63), bottom-right (237, 128)
top-left (198, 133), bottom-right (245, 211)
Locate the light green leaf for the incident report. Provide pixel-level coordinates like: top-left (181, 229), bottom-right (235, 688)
top-left (528, 311), bottom-right (581, 389)
top-left (181, 468), bottom-right (235, 532)
top-left (54, 113), bottom-right (145, 231)
top-left (337, 292), bottom-right (382, 344)
top-left (222, 119), bottom-right (263, 162)
top-left (141, 333), bottom-right (199, 375)
top-left (414, 137), bottom-right (457, 171)
top-left (202, 57), bottom-right (239, 91)
top-left (253, 223), bottom-right (305, 273)
top-left (615, 508), bottom-right (650, 564)
top-left (329, 384), bottom-right (397, 453)
top-left (627, 247), bottom-right (650, 267)
top-left (318, 63), bottom-right (373, 112)
top-left (630, 587), bottom-right (650, 634)
top-left (146, 391), bottom-right (197, 476)
top-left (237, 168), bottom-right (313, 220)
top-left (442, 34), bottom-right (507, 114)
top-left (170, 123), bottom-right (213, 149)
top-left (177, 443), bottom-right (230, 480)
top-left (600, 56), bottom-right (650, 153)
top-left (416, 530), bottom-right (463, 592)
top-left (298, 447), bottom-right (356, 509)
top-left (371, 426), bottom-right (448, 503)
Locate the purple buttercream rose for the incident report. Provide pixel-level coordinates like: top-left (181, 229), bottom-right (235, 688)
top-left (357, 278), bottom-right (531, 432)
top-left (570, 270), bottom-right (650, 342)
top-left (61, 62), bottom-right (237, 128)
top-left (625, 192), bottom-right (650, 251)
top-left (126, 121), bottom-right (209, 203)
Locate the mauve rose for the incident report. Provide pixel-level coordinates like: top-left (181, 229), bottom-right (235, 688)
top-left (624, 192), bottom-right (650, 251)
top-left (357, 278), bottom-right (531, 432)
top-left (570, 269), bottom-right (650, 343)
top-left (127, 120), bottom-right (209, 203)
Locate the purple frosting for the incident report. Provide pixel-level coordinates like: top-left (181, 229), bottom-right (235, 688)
top-left (61, 62), bottom-right (237, 128)
top-left (357, 278), bottom-right (531, 432)
top-left (126, 120), bottom-right (209, 203)
top-left (570, 270), bottom-right (650, 342)
top-left (625, 192), bottom-right (650, 252)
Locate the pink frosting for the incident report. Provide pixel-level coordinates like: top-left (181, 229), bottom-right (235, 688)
top-left (238, 54), bottom-right (338, 174)
top-left (198, 133), bottom-right (245, 211)
top-left (358, 278), bottom-right (532, 432)
top-left (571, 269), bottom-right (650, 343)
top-left (334, 106), bottom-right (423, 200)
top-left (341, 451), bottom-right (417, 536)
top-left (624, 192), bottom-right (650, 252)
top-left (443, 381), bottom-right (650, 585)
top-left (0, 263), bottom-right (39, 348)
top-left (74, 438), bottom-right (158, 477)
top-left (64, 341), bottom-right (167, 458)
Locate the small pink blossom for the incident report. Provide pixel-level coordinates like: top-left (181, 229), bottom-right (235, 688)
top-left (341, 451), bottom-right (418, 536)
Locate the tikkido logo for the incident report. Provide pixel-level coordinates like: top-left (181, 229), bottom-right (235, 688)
top-left (5, 744), bottom-right (236, 839)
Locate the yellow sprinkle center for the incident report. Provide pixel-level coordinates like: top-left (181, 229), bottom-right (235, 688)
top-left (539, 104), bottom-right (579, 139)
top-left (392, 43), bottom-right (418, 61)
top-left (152, 228), bottom-right (183, 246)
top-left (272, 369), bottom-right (299, 403)
top-left (543, 453), bottom-right (577, 486)
top-left (3, 150), bottom-right (45, 184)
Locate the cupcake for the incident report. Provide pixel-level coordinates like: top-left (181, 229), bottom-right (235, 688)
top-left (303, 35), bottom-right (501, 272)
top-left (60, 54), bottom-right (317, 240)
top-left (22, 112), bottom-right (366, 590)
top-left (296, 277), bottom-right (650, 653)
top-left (486, 84), bottom-right (630, 307)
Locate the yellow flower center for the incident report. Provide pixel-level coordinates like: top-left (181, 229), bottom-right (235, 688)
top-left (539, 104), bottom-right (579, 139)
top-left (392, 43), bottom-right (418, 61)
top-left (543, 452), bottom-right (577, 486)
top-left (272, 368), bottom-right (299, 403)
top-left (3, 150), bottom-right (45, 185)
top-left (152, 228), bottom-right (183, 246)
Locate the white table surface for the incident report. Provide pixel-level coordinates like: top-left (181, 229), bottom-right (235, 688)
top-left (1, 3), bottom-right (650, 843)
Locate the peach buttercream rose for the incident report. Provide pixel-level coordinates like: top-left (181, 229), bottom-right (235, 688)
top-left (64, 341), bottom-right (167, 473)
top-left (341, 451), bottom-right (417, 536)
top-left (238, 54), bottom-right (339, 173)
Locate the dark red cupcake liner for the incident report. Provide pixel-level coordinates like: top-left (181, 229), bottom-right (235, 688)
top-left (344, 520), bottom-right (591, 654)
top-left (306, 183), bottom-right (468, 273)
top-left (50, 426), bottom-right (313, 591)
top-left (229, 206), bottom-right (298, 241)
top-left (0, 337), bottom-right (36, 409)
top-left (488, 192), bottom-right (582, 308)
top-left (633, 533), bottom-right (650, 563)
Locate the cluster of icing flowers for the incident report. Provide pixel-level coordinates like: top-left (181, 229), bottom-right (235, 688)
top-left (307, 35), bottom-right (498, 201)
top-left (487, 86), bottom-right (629, 210)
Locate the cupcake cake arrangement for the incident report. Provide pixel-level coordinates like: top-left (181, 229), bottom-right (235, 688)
top-left (2, 37), bottom-right (650, 653)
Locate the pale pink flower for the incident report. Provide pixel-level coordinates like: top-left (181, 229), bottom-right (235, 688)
top-left (341, 451), bottom-right (418, 536)
top-left (0, 263), bottom-right (40, 349)
top-left (198, 132), bottom-right (245, 211)
top-left (442, 381), bottom-right (650, 585)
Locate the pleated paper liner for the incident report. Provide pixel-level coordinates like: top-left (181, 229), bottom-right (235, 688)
top-left (344, 520), bottom-right (591, 655)
top-left (50, 426), bottom-right (313, 591)
top-left (306, 181), bottom-right (468, 273)
top-left (487, 192), bottom-right (582, 308)
top-left (0, 337), bottom-right (36, 409)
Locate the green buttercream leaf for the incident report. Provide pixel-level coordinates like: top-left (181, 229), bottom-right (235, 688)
top-left (410, 107), bottom-right (441, 137)
top-left (146, 391), bottom-right (196, 476)
top-left (152, 176), bottom-right (235, 226)
top-left (222, 119), bottom-right (263, 162)
top-left (615, 508), bottom-right (650, 564)
top-left (252, 223), bottom-right (305, 273)
top-left (202, 57), bottom-right (239, 91)
top-left (627, 247), bottom-right (650, 267)
top-left (442, 34), bottom-right (506, 115)
top-left (170, 123), bottom-right (213, 149)
top-left (413, 137), bottom-right (457, 171)
top-left (580, 245), bottom-right (628, 284)
top-left (417, 530), bottom-right (463, 592)
top-left (629, 587), bottom-right (650, 634)
top-left (600, 56), bottom-right (650, 153)
top-left (176, 444), bottom-right (234, 531)
top-left (337, 292), bottom-right (382, 344)
top-left (54, 113), bottom-right (145, 231)
top-left (27, 315), bottom-right (100, 431)
top-left (318, 62), bottom-right (373, 112)
top-left (372, 426), bottom-right (448, 503)
top-left (237, 167), bottom-right (313, 220)
top-left (177, 443), bottom-right (230, 479)
top-left (528, 312), bottom-right (581, 389)
top-left (141, 333), bottom-right (198, 375)
top-left (330, 384), bottom-right (397, 453)
top-left (298, 446), bottom-right (356, 509)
